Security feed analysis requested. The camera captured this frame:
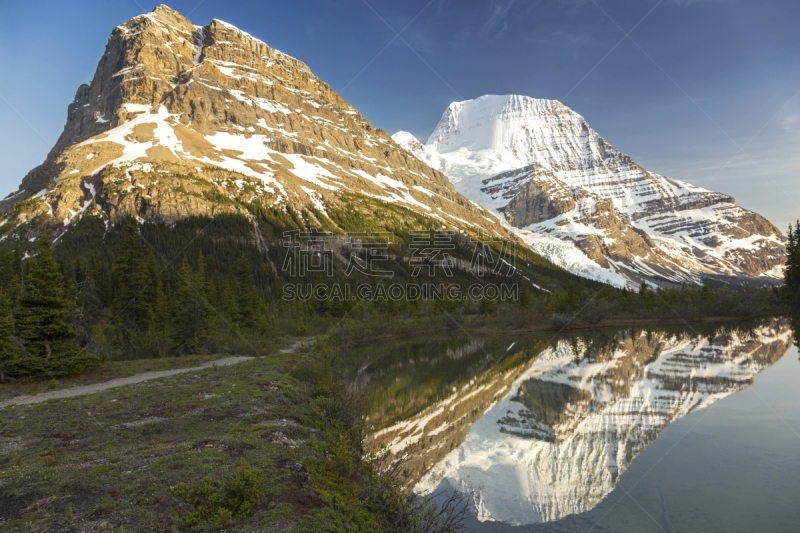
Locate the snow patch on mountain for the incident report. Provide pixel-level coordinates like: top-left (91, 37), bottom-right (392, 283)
top-left (394, 95), bottom-right (785, 287)
top-left (516, 230), bottom-right (629, 287)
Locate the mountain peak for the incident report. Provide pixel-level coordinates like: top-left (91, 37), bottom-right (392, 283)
top-left (127, 4), bottom-right (194, 30)
top-left (151, 4), bottom-right (184, 17)
top-left (396, 94), bottom-right (784, 287)
top-left (1, 6), bottom-right (510, 245)
top-left (426, 94), bottom-right (572, 153)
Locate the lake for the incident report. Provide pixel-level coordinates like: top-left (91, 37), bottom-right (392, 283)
top-left (361, 317), bottom-right (800, 532)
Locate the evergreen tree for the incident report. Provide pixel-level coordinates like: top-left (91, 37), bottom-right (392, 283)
top-left (72, 274), bottom-right (103, 350)
top-left (0, 244), bottom-right (22, 301)
top-left (221, 282), bottom-right (238, 327)
top-left (13, 233), bottom-right (98, 377)
top-left (90, 254), bottom-right (114, 306)
top-left (234, 254), bottom-right (259, 330)
top-left (787, 221), bottom-right (800, 293)
top-left (13, 240), bottom-right (22, 284)
top-left (784, 222), bottom-right (800, 306)
top-left (785, 224), bottom-right (795, 288)
top-left (143, 253), bottom-right (168, 331)
top-left (113, 217), bottom-right (150, 331)
top-left (197, 251), bottom-right (217, 339)
top-left (195, 251), bottom-right (208, 296)
top-left (0, 289), bottom-right (17, 381)
top-left (171, 255), bottom-right (215, 354)
top-left (0, 251), bottom-right (15, 291)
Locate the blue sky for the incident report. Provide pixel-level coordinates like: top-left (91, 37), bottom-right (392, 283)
top-left (1, 0), bottom-right (799, 229)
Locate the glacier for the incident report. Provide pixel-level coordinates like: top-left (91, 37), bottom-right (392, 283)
top-left (394, 95), bottom-right (785, 288)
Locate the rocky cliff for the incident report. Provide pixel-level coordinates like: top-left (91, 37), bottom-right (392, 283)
top-left (0, 6), bottom-right (507, 242)
top-left (394, 95), bottom-right (786, 287)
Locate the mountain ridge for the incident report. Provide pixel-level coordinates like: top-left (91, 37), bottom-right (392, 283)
top-left (0, 5), bottom-right (516, 250)
top-left (394, 94), bottom-right (785, 288)
top-left (0, 7), bottom-right (785, 291)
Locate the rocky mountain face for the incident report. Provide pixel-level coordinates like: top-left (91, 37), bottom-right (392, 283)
top-left (0, 6), bottom-right (507, 242)
top-left (394, 95), bottom-right (786, 287)
top-left (384, 319), bottom-right (792, 525)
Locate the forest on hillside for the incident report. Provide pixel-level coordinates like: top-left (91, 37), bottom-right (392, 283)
top-left (0, 207), bottom-right (791, 381)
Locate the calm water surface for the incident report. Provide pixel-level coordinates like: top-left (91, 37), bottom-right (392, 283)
top-left (361, 318), bottom-right (800, 532)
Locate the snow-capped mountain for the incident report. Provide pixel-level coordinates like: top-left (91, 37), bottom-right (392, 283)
top-left (394, 95), bottom-right (785, 287)
top-left (375, 319), bottom-right (792, 525)
top-left (0, 6), bottom-right (507, 242)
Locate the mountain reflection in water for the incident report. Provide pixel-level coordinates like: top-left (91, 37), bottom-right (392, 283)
top-left (363, 318), bottom-right (793, 526)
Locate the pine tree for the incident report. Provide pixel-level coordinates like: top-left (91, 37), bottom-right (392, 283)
top-left (0, 251), bottom-right (15, 291)
top-left (786, 225), bottom-right (794, 285)
top-left (195, 251), bottom-right (208, 296)
top-left (221, 282), bottom-right (238, 327)
top-left (171, 255), bottom-right (215, 354)
top-left (113, 217), bottom-right (150, 331)
top-left (793, 222), bottom-right (800, 291)
top-left (72, 274), bottom-right (103, 350)
top-left (195, 251), bottom-right (217, 341)
top-left (171, 257), bottom-right (194, 353)
top-left (91, 254), bottom-right (113, 306)
top-left (143, 253), bottom-right (168, 331)
top-left (234, 254), bottom-right (259, 330)
top-left (15, 233), bottom-right (73, 361)
top-left (0, 289), bottom-right (17, 381)
top-left (14, 233), bottom-right (98, 377)
top-left (13, 241), bottom-right (22, 284)
top-left (0, 244), bottom-right (22, 302)
top-left (784, 222), bottom-right (800, 306)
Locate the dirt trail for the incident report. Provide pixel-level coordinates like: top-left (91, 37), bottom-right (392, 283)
top-left (0, 356), bottom-right (254, 409)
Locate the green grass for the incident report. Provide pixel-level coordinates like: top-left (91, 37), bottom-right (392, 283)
top-left (0, 327), bottom-right (462, 533)
top-left (0, 354), bottom-right (236, 402)
top-left (0, 348), bottom-right (333, 532)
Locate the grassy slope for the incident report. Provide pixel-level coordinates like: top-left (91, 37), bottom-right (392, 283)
top-left (2, 313), bottom-right (791, 532)
top-left (0, 340), bottom-right (351, 532)
top-left (0, 355), bottom-right (232, 402)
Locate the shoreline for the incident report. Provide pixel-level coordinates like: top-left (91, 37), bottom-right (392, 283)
top-left (349, 313), bottom-right (785, 346)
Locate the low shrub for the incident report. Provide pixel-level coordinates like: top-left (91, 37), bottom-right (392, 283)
top-left (172, 463), bottom-right (263, 526)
